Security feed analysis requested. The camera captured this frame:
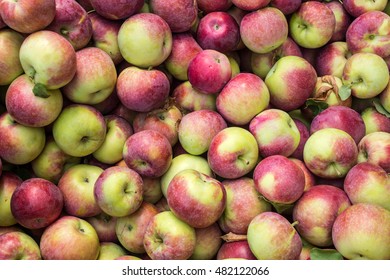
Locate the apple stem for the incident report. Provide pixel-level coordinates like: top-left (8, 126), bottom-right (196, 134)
top-left (32, 83), bottom-right (50, 98)
top-left (291, 221), bottom-right (299, 227)
top-left (221, 232), bottom-right (247, 242)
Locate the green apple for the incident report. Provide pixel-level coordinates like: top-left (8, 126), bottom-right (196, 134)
top-left (0, 171), bottom-right (22, 227)
top-left (97, 242), bottom-right (128, 260)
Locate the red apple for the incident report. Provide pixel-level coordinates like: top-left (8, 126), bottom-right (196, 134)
top-left (357, 131), bottom-right (390, 173)
top-left (325, 0), bottom-right (352, 42)
top-left (89, 0), bottom-right (144, 20)
top-left (86, 212), bottom-right (118, 243)
top-left (217, 240), bottom-right (257, 260)
top-left (290, 119), bottom-right (310, 161)
top-left (190, 223), bottom-right (223, 260)
top-left (316, 42), bottom-right (351, 78)
top-left (172, 81), bottom-right (217, 112)
top-left (0, 231), bottom-right (41, 260)
top-left (361, 106), bottom-right (390, 134)
top-left (197, 0), bottom-right (233, 13)
top-left (342, 0), bottom-right (387, 18)
top-left (232, 0), bottom-right (271, 11)
top-left (270, 0), bottom-right (302, 15)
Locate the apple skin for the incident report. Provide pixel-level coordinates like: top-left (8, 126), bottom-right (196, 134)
top-left (247, 212), bottom-right (302, 260)
top-left (326, 1), bottom-right (352, 42)
top-left (116, 202), bottom-right (159, 254)
top-left (143, 210), bottom-right (196, 260)
top-left (208, 126), bottom-right (259, 179)
top-left (11, 178), bottom-right (63, 230)
top-left (118, 13), bottom-right (172, 68)
top-left (254, 155), bottom-right (305, 205)
top-left (5, 74), bottom-right (63, 127)
top-left (346, 11), bottom-right (390, 58)
top-left (167, 169), bottom-right (226, 229)
top-left (19, 30), bottom-right (77, 90)
top-left (240, 7), bottom-right (288, 54)
top-left (196, 11), bottom-right (240, 52)
top-left (172, 81), bottom-right (217, 112)
top-left (116, 66), bottom-right (170, 113)
top-left (187, 49), bottom-right (232, 95)
top-left (93, 115), bottom-right (133, 165)
top-left (218, 177), bottom-right (271, 234)
top-left (97, 242), bottom-right (127, 260)
top-left (0, 29), bottom-right (24, 86)
top-left (89, 0), bottom-right (144, 20)
top-left (310, 106), bottom-right (366, 144)
top-left (40, 215), bottom-right (100, 260)
top-left (290, 119), bottom-right (310, 161)
top-left (178, 109), bottom-right (227, 156)
top-left (249, 108), bottom-right (301, 158)
top-left (216, 73), bottom-right (270, 126)
top-left (190, 223), bottom-right (223, 260)
top-left (380, 82), bottom-right (390, 112)
top-left (270, 0), bottom-right (301, 15)
top-left (361, 107), bottom-right (390, 134)
top-left (357, 132), bottom-right (390, 173)
top-left (58, 164), bottom-right (103, 218)
top-left (292, 185), bottom-right (351, 247)
top-left (344, 162), bottom-right (390, 211)
top-left (46, 0), bottom-right (93, 50)
top-left (0, 231), bottom-right (41, 260)
top-left (0, 172), bottom-right (22, 227)
top-left (197, 0), bottom-right (233, 13)
top-left (0, 113), bottom-right (46, 165)
top-left (265, 55), bottom-right (317, 112)
top-left (342, 0), bottom-right (388, 18)
top-left (342, 53), bottom-right (389, 99)
top-left (316, 41), bottom-right (352, 79)
top-left (123, 130), bottom-right (172, 178)
top-left (0, 0), bottom-right (56, 34)
top-left (164, 32), bottom-right (202, 81)
top-left (52, 104), bottom-right (107, 158)
top-left (232, 0), bottom-right (271, 11)
top-left (94, 166), bottom-right (143, 217)
top-left (149, 0), bottom-right (197, 33)
top-left (332, 203), bottom-right (390, 260)
top-left (217, 240), bottom-right (257, 260)
top-left (86, 212), bottom-right (118, 243)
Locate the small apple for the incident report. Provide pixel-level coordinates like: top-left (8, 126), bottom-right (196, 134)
top-left (357, 131), bottom-right (390, 172)
top-left (325, 0), bottom-right (352, 42)
top-left (0, 231), bottom-right (41, 260)
top-left (190, 223), bottom-right (223, 260)
top-left (172, 81), bottom-right (217, 112)
top-left (361, 106), bottom-right (390, 134)
top-left (315, 41), bottom-right (352, 78)
top-left (217, 240), bottom-right (257, 260)
top-left (97, 242), bottom-right (128, 260)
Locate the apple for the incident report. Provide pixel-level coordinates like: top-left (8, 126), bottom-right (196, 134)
top-left (115, 255), bottom-right (142, 260)
top-left (196, 11), bottom-right (240, 53)
top-left (187, 49), bottom-right (232, 95)
top-left (217, 240), bottom-right (256, 260)
top-left (310, 106), bottom-right (366, 144)
top-left (178, 109), bottom-right (227, 156)
top-left (0, 0), bottom-right (56, 34)
top-left (89, 0), bottom-right (144, 20)
top-left (344, 162), bottom-right (390, 211)
top-left (0, 112), bottom-right (46, 165)
top-left (92, 90), bottom-right (120, 115)
top-left (0, 171), bottom-right (22, 227)
top-left (11, 178), bottom-right (63, 229)
top-left (0, 29), bottom-right (24, 86)
top-left (303, 128), bottom-right (358, 179)
top-left (216, 73), bottom-right (270, 126)
top-left (254, 155), bottom-right (305, 205)
top-left (92, 115), bottom-right (133, 165)
top-left (86, 212), bottom-right (118, 243)
top-left (207, 126), bottom-right (259, 179)
top-left (40, 215), bottom-right (100, 260)
top-left (116, 202), bottom-right (159, 254)
top-left (249, 109), bottom-right (301, 158)
top-left (380, 82), bottom-right (390, 112)
top-left (218, 177), bottom-right (271, 234)
top-left (342, 0), bottom-right (388, 18)
top-left (342, 52), bottom-right (389, 99)
top-left (52, 104), bottom-right (107, 157)
top-left (94, 166), bottom-right (143, 217)
top-left (247, 212), bottom-right (302, 260)
top-left (46, 0), bottom-right (93, 50)
top-left (361, 106), bottom-right (390, 134)
top-left (149, 0), bottom-right (198, 33)
top-left (5, 74), bottom-right (63, 127)
top-left (346, 11), bottom-right (390, 58)
top-left (143, 210), bottom-right (196, 260)
top-left (118, 12), bottom-right (172, 68)
top-left (232, 0), bottom-right (271, 11)
top-left (97, 242), bottom-right (127, 260)
top-left (289, 158), bottom-right (316, 192)
top-left (197, 0), bottom-right (233, 13)
top-left (140, 176), bottom-right (163, 204)
top-left (190, 223), bottom-right (223, 260)
top-left (332, 203), bottom-right (390, 259)
top-left (116, 66), bottom-right (170, 113)
top-left (357, 131), bottom-right (390, 173)
top-left (289, 1), bottom-right (335, 49)
top-left (316, 41), bottom-right (352, 78)
top-left (58, 164), bottom-right (103, 218)
top-left (270, 0), bottom-right (302, 15)
top-left (166, 169), bottom-right (226, 228)
top-left (0, 231), bottom-right (41, 260)
top-left (122, 130), bottom-right (172, 178)
top-left (265, 55), bottom-right (317, 111)
top-left (289, 119), bottom-right (310, 161)
top-left (240, 7), bottom-right (288, 54)
top-left (160, 153), bottom-right (213, 198)
top-left (326, 0), bottom-right (352, 42)
top-left (292, 185), bottom-right (351, 247)
top-left (19, 30), bottom-right (77, 92)
top-left (31, 137), bottom-right (81, 184)
top-left (172, 81), bottom-right (217, 112)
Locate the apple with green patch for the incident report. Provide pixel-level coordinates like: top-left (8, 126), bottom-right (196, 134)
top-left (0, 29), bottom-right (24, 86)
top-left (316, 41), bottom-right (351, 78)
top-left (97, 242), bottom-right (128, 260)
top-left (172, 81), bottom-right (217, 112)
top-left (0, 231), bottom-right (41, 260)
top-left (361, 106), bottom-right (390, 134)
top-left (0, 172), bottom-right (22, 227)
top-left (357, 131), bottom-right (390, 173)
top-left (190, 223), bottom-right (223, 260)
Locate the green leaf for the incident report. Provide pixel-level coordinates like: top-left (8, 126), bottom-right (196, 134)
top-left (373, 98), bottom-right (390, 117)
top-left (339, 85), bottom-right (352, 101)
top-left (260, 196), bottom-right (295, 214)
top-left (33, 83), bottom-right (50, 98)
top-left (310, 248), bottom-right (344, 260)
top-left (304, 99), bottom-right (329, 117)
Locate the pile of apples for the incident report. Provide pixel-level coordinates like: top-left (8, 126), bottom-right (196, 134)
top-left (0, 0), bottom-right (390, 261)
